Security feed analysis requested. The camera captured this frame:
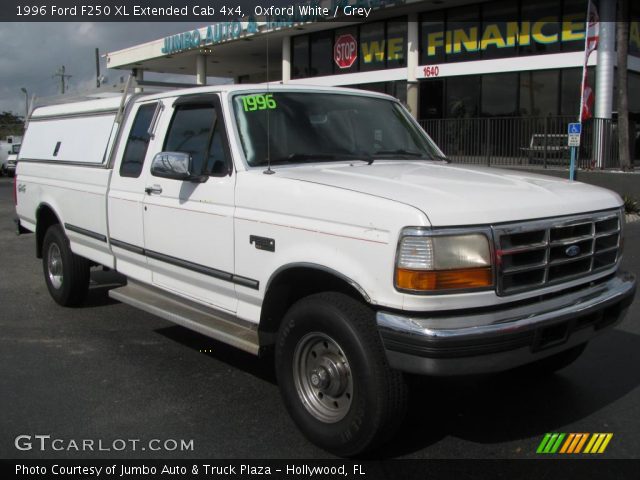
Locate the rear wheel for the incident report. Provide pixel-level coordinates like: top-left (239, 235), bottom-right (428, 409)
top-left (42, 224), bottom-right (90, 306)
top-left (275, 292), bottom-right (407, 457)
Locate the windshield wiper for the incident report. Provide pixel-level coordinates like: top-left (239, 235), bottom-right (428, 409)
top-left (266, 153), bottom-right (365, 165)
top-left (368, 149), bottom-right (448, 164)
top-left (429, 153), bottom-right (450, 163)
top-left (372, 149), bottom-right (431, 158)
top-left (367, 149), bottom-right (431, 164)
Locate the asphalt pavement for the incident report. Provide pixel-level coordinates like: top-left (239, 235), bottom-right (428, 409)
top-left (1, 175), bottom-right (639, 459)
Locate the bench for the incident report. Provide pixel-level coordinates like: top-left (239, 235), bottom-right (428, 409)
top-left (521, 134), bottom-right (570, 165)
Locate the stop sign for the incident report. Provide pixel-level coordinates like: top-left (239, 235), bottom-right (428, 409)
top-left (334, 34), bottom-right (357, 69)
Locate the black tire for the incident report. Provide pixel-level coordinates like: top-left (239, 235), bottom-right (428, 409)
top-left (42, 224), bottom-right (90, 307)
top-left (522, 343), bottom-right (587, 376)
top-left (275, 292), bottom-right (408, 457)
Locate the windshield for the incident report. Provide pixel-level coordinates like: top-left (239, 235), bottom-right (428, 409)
top-left (232, 91), bottom-right (445, 167)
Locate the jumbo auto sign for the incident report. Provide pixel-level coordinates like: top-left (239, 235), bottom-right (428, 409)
top-left (334, 34), bottom-right (358, 69)
top-left (159, 0), bottom-right (407, 55)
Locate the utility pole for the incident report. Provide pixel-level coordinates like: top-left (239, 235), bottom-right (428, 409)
top-left (52, 66), bottom-right (72, 94)
top-left (95, 48), bottom-right (101, 88)
top-left (20, 88), bottom-right (28, 119)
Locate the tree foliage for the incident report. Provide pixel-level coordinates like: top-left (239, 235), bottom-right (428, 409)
top-left (0, 111), bottom-right (24, 139)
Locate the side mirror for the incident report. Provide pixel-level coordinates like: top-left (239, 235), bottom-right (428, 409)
top-left (150, 152), bottom-right (206, 182)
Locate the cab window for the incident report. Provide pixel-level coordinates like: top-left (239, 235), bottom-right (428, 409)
top-left (163, 104), bottom-right (229, 177)
top-left (120, 102), bottom-right (157, 178)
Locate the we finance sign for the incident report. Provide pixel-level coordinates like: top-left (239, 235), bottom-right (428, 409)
top-left (424, 14), bottom-right (587, 58)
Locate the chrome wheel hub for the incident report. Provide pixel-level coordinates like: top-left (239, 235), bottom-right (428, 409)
top-left (47, 243), bottom-right (63, 290)
top-left (293, 332), bottom-right (353, 423)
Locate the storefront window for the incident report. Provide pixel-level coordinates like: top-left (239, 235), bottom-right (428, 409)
top-left (388, 80), bottom-right (408, 105)
top-left (309, 31), bottom-right (333, 77)
top-left (419, 0), bottom-right (588, 64)
top-left (520, 0), bottom-right (561, 56)
top-left (560, 67), bottom-right (596, 116)
top-left (482, 73), bottom-right (518, 116)
top-left (480, 0), bottom-right (518, 60)
top-left (360, 22), bottom-right (386, 72)
top-left (561, 0), bottom-right (587, 52)
top-left (519, 70), bottom-right (559, 116)
top-left (630, 3), bottom-right (640, 58)
top-left (630, 72), bottom-right (640, 114)
top-left (292, 35), bottom-right (309, 79)
top-left (446, 75), bottom-right (480, 117)
top-left (446, 6), bottom-right (480, 63)
top-left (419, 79), bottom-right (444, 119)
top-left (420, 11), bottom-right (445, 65)
top-left (386, 20), bottom-right (407, 69)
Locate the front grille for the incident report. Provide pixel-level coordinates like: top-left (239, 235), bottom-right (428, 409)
top-left (494, 210), bottom-right (622, 296)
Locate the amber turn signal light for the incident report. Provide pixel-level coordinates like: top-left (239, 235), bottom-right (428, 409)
top-left (396, 267), bottom-right (493, 292)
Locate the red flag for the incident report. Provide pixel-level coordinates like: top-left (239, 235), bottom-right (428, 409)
top-left (585, 1), bottom-right (599, 56)
top-left (581, 74), bottom-right (594, 121)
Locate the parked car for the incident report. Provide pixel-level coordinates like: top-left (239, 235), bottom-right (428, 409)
top-left (4, 143), bottom-right (20, 177)
top-left (14, 85), bottom-right (636, 456)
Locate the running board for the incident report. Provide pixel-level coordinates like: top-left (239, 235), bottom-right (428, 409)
top-left (109, 281), bottom-right (260, 355)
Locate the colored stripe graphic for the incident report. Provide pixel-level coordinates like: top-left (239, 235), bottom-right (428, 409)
top-left (574, 433), bottom-right (589, 453)
top-left (537, 433), bottom-right (565, 454)
top-left (537, 433), bottom-right (613, 454)
top-left (584, 433), bottom-right (614, 454)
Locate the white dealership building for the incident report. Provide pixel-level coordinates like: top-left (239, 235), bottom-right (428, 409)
top-left (106, 0), bottom-right (640, 166)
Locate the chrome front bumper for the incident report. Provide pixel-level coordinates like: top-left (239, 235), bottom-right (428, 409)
top-left (377, 272), bottom-right (636, 376)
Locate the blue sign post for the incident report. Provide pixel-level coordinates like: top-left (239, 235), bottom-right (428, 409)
top-left (568, 123), bottom-right (581, 181)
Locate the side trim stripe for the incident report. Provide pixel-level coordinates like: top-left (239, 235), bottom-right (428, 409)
top-left (109, 238), bottom-right (144, 256)
top-left (64, 223), bottom-right (107, 242)
top-left (109, 237), bottom-right (259, 290)
top-left (145, 249), bottom-right (233, 283)
top-left (19, 158), bottom-right (109, 168)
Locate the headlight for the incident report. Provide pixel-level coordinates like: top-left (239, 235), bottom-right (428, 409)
top-left (395, 228), bottom-right (493, 293)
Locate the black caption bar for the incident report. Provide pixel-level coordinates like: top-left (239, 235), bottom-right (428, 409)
top-left (3, 460), bottom-right (640, 480)
top-left (0, 0), bottom-right (386, 22)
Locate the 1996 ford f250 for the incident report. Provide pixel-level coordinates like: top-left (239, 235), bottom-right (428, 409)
top-left (14, 84), bottom-right (636, 456)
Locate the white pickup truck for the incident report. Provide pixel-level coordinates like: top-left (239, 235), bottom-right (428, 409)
top-left (14, 85), bottom-right (636, 456)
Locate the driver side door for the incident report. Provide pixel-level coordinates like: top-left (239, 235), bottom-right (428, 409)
top-left (141, 94), bottom-right (238, 312)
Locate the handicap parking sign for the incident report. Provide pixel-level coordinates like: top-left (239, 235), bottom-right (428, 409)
top-left (568, 122), bottom-right (581, 146)
top-left (568, 123), bottom-right (582, 135)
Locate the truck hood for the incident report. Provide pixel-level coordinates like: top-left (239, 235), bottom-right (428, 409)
top-left (274, 161), bottom-right (622, 226)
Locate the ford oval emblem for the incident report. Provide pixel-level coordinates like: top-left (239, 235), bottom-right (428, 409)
top-left (565, 245), bottom-right (581, 257)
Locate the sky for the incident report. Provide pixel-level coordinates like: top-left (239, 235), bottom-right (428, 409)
top-left (0, 22), bottom-right (205, 117)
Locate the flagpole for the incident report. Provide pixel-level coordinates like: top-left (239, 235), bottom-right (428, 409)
top-left (572, 0), bottom-right (593, 181)
top-left (578, 0), bottom-right (592, 124)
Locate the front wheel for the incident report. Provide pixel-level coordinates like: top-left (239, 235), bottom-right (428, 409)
top-left (42, 224), bottom-right (90, 306)
top-left (275, 292), bottom-right (407, 457)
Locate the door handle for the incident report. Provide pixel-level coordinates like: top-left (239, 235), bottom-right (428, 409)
top-left (144, 185), bottom-right (162, 195)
